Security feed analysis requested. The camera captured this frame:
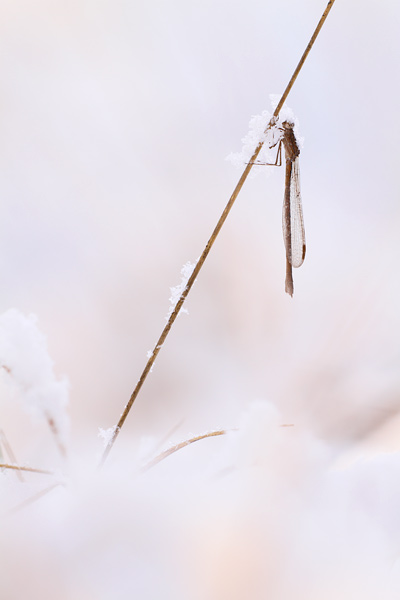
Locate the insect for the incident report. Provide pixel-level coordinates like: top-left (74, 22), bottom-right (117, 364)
top-left (252, 120), bottom-right (306, 296)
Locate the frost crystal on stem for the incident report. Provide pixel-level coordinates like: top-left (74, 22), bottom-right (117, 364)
top-left (226, 95), bottom-right (303, 174)
top-left (166, 260), bottom-right (197, 320)
top-left (0, 309), bottom-right (69, 452)
top-left (98, 426), bottom-right (118, 449)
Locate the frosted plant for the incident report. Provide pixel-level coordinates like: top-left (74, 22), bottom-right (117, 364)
top-left (166, 260), bottom-right (198, 320)
top-left (98, 426), bottom-right (118, 449)
top-left (0, 309), bottom-right (69, 456)
top-left (226, 95), bottom-right (303, 173)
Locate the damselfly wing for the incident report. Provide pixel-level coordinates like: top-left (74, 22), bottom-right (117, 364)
top-left (281, 121), bottom-right (306, 296)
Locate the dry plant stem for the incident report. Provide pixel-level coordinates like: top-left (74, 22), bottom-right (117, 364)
top-left (143, 429), bottom-right (229, 470)
top-left (272, 0), bottom-right (336, 118)
top-left (45, 411), bottom-right (67, 458)
top-left (0, 430), bottom-right (24, 482)
top-left (100, 0), bottom-right (336, 466)
top-left (150, 418), bottom-right (186, 456)
top-left (1, 366), bottom-right (67, 459)
top-left (144, 423), bottom-right (294, 470)
top-left (7, 482), bottom-right (63, 516)
top-left (0, 463), bottom-right (54, 475)
top-left (100, 156), bottom-right (259, 466)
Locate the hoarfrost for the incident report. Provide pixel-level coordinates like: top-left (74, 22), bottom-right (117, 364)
top-left (0, 309), bottom-right (69, 447)
top-left (98, 426), bottom-right (118, 448)
top-left (146, 349), bottom-right (155, 372)
top-left (166, 260), bottom-right (197, 320)
top-left (226, 94), bottom-right (304, 174)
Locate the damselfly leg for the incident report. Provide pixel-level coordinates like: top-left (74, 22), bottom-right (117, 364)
top-left (247, 140), bottom-right (282, 167)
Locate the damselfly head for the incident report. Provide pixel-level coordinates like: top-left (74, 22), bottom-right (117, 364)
top-left (281, 120), bottom-right (295, 130)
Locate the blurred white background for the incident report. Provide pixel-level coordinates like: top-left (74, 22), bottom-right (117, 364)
top-left (1, 1), bottom-right (400, 596)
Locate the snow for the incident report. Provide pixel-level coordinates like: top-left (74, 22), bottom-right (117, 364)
top-left (0, 309), bottom-right (69, 448)
top-left (3, 401), bottom-right (400, 599)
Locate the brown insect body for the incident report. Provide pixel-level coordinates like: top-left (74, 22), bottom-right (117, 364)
top-left (244, 120), bottom-right (306, 297)
top-left (280, 121), bottom-right (306, 297)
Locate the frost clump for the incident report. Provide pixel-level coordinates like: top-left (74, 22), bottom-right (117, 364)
top-left (226, 94), bottom-right (303, 174)
top-left (98, 426), bottom-right (118, 449)
top-left (166, 260), bottom-right (197, 320)
top-left (0, 309), bottom-right (69, 447)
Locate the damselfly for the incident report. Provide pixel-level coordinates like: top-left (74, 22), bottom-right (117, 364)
top-left (252, 120), bottom-right (306, 297)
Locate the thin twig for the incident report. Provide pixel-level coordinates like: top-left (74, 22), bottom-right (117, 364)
top-left (0, 463), bottom-right (54, 475)
top-left (272, 0), bottom-right (336, 118)
top-left (45, 411), bottom-right (67, 459)
top-left (6, 482), bottom-right (64, 516)
top-left (143, 423), bottom-right (294, 470)
top-left (143, 429), bottom-right (229, 470)
top-left (1, 365), bottom-right (67, 459)
top-left (147, 418), bottom-right (186, 458)
top-left (0, 430), bottom-right (24, 482)
top-left (100, 0), bottom-right (336, 465)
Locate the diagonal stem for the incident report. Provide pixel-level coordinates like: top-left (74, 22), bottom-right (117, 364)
top-left (272, 0), bottom-right (336, 118)
top-left (0, 463), bottom-right (54, 475)
top-left (100, 0), bottom-right (336, 466)
top-left (0, 429), bottom-right (24, 482)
